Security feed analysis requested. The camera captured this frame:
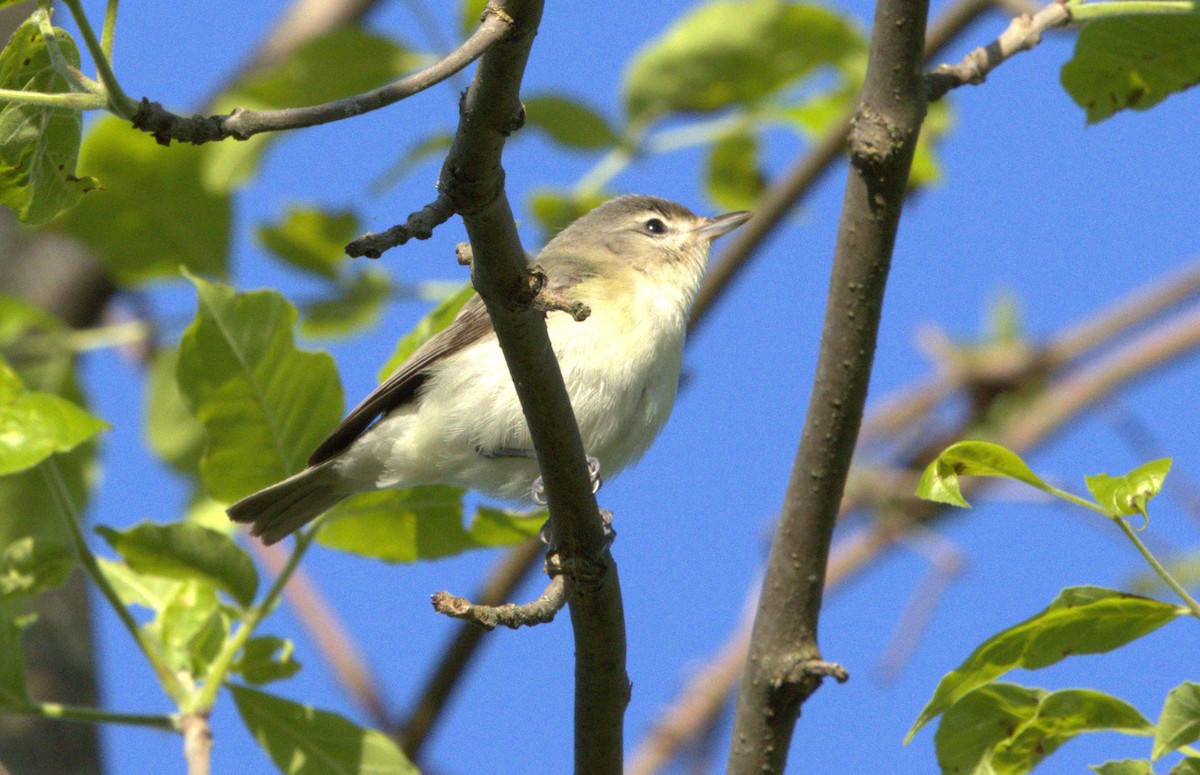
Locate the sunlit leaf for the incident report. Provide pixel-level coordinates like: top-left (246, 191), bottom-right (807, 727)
top-left (910, 99), bottom-right (952, 189)
top-left (0, 19), bottom-right (98, 224)
top-left (233, 636), bottom-right (301, 685)
top-left (907, 586), bottom-right (1183, 741)
top-left (230, 684), bottom-right (418, 775)
top-left (1154, 682), bottom-right (1200, 760)
top-left (145, 347), bottom-right (206, 478)
top-left (1061, 17), bottom-right (1200, 123)
top-left (317, 487), bottom-right (543, 562)
top-left (1085, 459), bottom-right (1171, 518)
top-left (528, 188), bottom-right (608, 243)
top-left (149, 578), bottom-right (224, 676)
top-left (524, 93), bottom-right (619, 150)
top-left (706, 129), bottom-right (764, 211)
top-left (257, 206), bottom-right (359, 281)
top-left (916, 440), bottom-right (1055, 508)
top-left (0, 356), bottom-right (106, 475)
top-left (376, 283), bottom-right (475, 379)
top-left (0, 536), bottom-right (73, 599)
top-left (301, 268), bottom-right (392, 340)
top-left (97, 557), bottom-right (183, 612)
top-left (1091, 761), bottom-right (1155, 775)
top-left (936, 683), bottom-right (1152, 774)
top-left (95, 520), bottom-right (258, 607)
top-left (460, 0), bottom-right (489, 35)
top-left (204, 29), bottom-right (425, 191)
top-left (177, 274), bottom-right (343, 501)
top-left (623, 0), bottom-right (864, 125)
top-left (59, 116), bottom-right (230, 284)
top-left (1173, 757), bottom-right (1200, 775)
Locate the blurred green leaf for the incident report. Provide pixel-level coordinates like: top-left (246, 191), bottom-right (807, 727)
top-left (1154, 682), bottom-right (1200, 760)
top-left (908, 586), bottom-right (1183, 741)
top-left (0, 356), bottom-right (106, 475)
top-left (1085, 459), bottom-right (1171, 518)
top-left (460, 0), bottom-right (489, 35)
top-left (1091, 761), bottom-right (1155, 775)
top-left (0, 19), bottom-right (97, 224)
top-left (233, 636), bottom-right (301, 685)
top-left (257, 206), bottom-right (359, 281)
top-left (623, 0), bottom-right (864, 125)
top-left (909, 98), bottom-right (952, 189)
top-left (916, 440), bottom-right (1055, 508)
top-left (706, 129), bottom-right (765, 211)
top-left (376, 283), bottom-right (475, 380)
top-left (177, 274), bottom-right (343, 501)
top-left (936, 683), bottom-right (1152, 774)
top-left (318, 487), bottom-right (543, 562)
top-left (149, 578), bottom-right (224, 676)
top-left (1174, 757), bottom-right (1200, 775)
top-left (301, 268), bottom-right (392, 340)
top-left (97, 557), bottom-right (183, 612)
top-left (145, 347), bottom-right (206, 478)
top-left (204, 29), bottom-right (425, 192)
top-left (0, 601), bottom-right (32, 707)
top-left (230, 684), bottom-right (418, 775)
top-left (1061, 17), bottom-right (1200, 123)
top-left (95, 520), bottom-right (258, 607)
top-left (524, 93), bottom-right (619, 150)
top-left (528, 188), bottom-right (608, 243)
top-left (59, 116), bottom-right (230, 284)
top-left (0, 536), bottom-right (73, 599)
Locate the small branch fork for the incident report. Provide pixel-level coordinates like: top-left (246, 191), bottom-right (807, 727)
top-left (129, 11), bottom-right (512, 146)
top-left (431, 576), bottom-right (567, 630)
top-left (926, 1), bottom-right (1072, 101)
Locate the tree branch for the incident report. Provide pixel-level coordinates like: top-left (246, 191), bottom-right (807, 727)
top-left (434, 1), bottom-right (627, 771)
top-left (728, 0), bottom-right (930, 768)
top-left (430, 576), bottom-right (567, 630)
top-left (130, 12), bottom-right (511, 146)
top-left (345, 195), bottom-right (456, 258)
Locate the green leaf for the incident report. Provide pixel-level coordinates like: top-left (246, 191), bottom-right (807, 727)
top-left (204, 29), bottom-right (425, 192)
top-left (96, 557), bottom-right (183, 612)
top-left (936, 683), bottom-right (1153, 774)
top-left (229, 684), bottom-right (418, 775)
top-left (257, 207), bottom-right (359, 281)
top-left (1085, 459), bottom-right (1171, 518)
top-left (1061, 17), bottom-right (1200, 123)
top-left (528, 188), bottom-right (609, 243)
top-left (0, 600), bottom-right (32, 707)
top-left (0, 356), bottom-right (106, 475)
top-left (916, 440), bottom-right (1057, 508)
top-left (460, 0), bottom-right (489, 35)
top-left (58, 116), bottom-right (230, 285)
top-left (0, 19), bottom-right (97, 224)
top-left (623, 0), bottom-right (865, 125)
top-left (907, 586), bottom-right (1183, 741)
top-left (909, 98), bottom-right (952, 189)
top-left (706, 129), bottom-right (765, 211)
top-left (524, 94), bottom-right (619, 150)
top-left (149, 578), bottom-right (224, 676)
top-left (376, 283), bottom-right (475, 380)
top-left (0, 536), bottom-right (73, 599)
top-left (1173, 757), bottom-right (1200, 775)
top-left (233, 636), bottom-right (301, 685)
top-left (1155, 682), bottom-right (1200, 759)
top-left (301, 268), bottom-right (392, 340)
top-left (317, 487), bottom-right (543, 562)
top-left (95, 521), bottom-right (258, 608)
top-left (145, 347), bottom-right (206, 477)
top-left (1091, 761), bottom-right (1156, 775)
top-left (177, 274), bottom-right (343, 501)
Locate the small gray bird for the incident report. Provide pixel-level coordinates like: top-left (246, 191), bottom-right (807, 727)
top-left (228, 195), bottom-right (751, 544)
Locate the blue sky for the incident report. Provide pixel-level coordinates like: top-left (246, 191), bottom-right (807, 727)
top-left (50, 0), bottom-right (1200, 772)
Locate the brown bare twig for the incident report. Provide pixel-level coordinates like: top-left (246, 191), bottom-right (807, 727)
top-left (346, 195), bottom-right (456, 258)
top-left (431, 576), bottom-right (567, 630)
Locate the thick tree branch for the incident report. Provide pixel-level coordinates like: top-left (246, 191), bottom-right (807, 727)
top-left (728, 0), bottom-right (930, 769)
top-left (434, 1), bottom-right (627, 771)
top-left (131, 12), bottom-right (511, 146)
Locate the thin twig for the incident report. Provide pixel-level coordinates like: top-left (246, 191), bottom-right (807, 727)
top-left (345, 196), bottom-right (456, 258)
top-left (430, 575), bottom-right (567, 630)
top-left (130, 12), bottom-right (511, 146)
top-left (926, 2), bottom-right (1071, 101)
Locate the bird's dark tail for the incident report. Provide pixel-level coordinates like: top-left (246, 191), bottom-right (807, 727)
top-left (227, 462), bottom-right (352, 545)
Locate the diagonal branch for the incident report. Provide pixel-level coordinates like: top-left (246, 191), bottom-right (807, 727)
top-left (727, 0), bottom-right (931, 769)
top-left (130, 12), bottom-right (512, 146)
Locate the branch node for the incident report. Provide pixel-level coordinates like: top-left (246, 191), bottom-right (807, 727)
top-left (131, 98), bottom-right (230, 147)
top-left (345, 196), bottom-right (456, 259)
top-left (430, 576), bottom-right (567, 631)
top-left (456, 242), bottom-right (474, 266)
top-left (525, 265), bottom-right (592, 321)
top-left (848, 106), bottom-right (913, 170)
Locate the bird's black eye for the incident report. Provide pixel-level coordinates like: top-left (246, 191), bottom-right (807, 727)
top-left (644, 217), bottom-right (667, 235)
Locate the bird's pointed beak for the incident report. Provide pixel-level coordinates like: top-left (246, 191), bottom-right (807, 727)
top-left (695, 211), bottom-right (753, 243)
